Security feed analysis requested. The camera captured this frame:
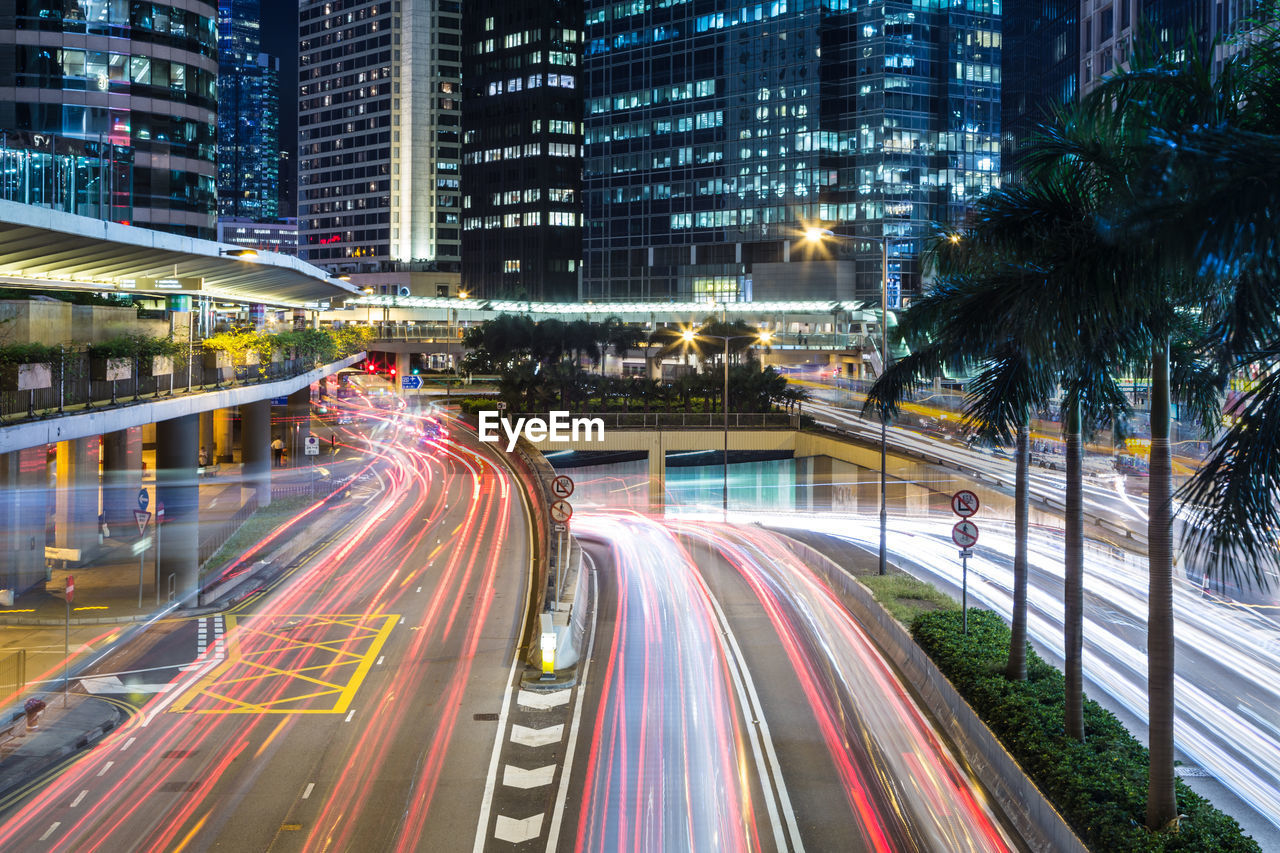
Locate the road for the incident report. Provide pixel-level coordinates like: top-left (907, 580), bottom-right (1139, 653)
top-left (0, 403), bottom-right (531, 852)
top-left (563, 513), bottom-right (1019, 852)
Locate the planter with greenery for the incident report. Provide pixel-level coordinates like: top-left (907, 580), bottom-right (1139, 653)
top-left (0, 343), bottom-right (59, 391)
top-left (911, 609), bottom-right (1259, 853)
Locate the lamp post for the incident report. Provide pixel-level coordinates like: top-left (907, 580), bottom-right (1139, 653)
top-left (681, 326), bottom-right (773, 522)
top-left (804, 226), bottom-right (898, 575)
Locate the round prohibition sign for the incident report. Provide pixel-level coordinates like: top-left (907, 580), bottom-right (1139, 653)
top-left (550, 499), bottom-right (573, 524)
top-left (951, 489), bottom-right (980, 518)
top-left (551, 475), bottom-right (575, 499)
top-left (952, 520), bottom-right (980, 548)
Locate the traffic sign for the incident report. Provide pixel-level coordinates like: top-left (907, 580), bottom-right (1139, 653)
top-left (304, 436), bottom-right (320, 456)
top-left (952, 519), bottom-right (979, 548)
top-left (551, 475), bottom-right (575, 499)
top-left (401, 375), bottom-right (423, 390)
top-left (549, 500), bottom-right (573, 524)
top-left (951, 490), bottom-right (980, 518)
top-left (65, 575), bottom-right (74, 603)
top-left (134, 509), bottom-right (151, 536)
top-left (496, 401), bottom-right (508, 410)
top-left (157, 502), bottom-right (165, 523)
top-left (137, 488), bottom-right (149, 511)
top-left (553, 523), bottom-right (567, 533)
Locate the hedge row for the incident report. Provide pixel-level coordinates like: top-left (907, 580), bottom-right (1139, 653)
top-left (910, 610), bottom-right (1259, 853)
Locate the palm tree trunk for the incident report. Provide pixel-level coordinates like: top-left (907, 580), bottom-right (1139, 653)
top-left (1006, 417), bottom-right (1031, 681)
top-left (1065, 398), bottom-right (1085, 740)
top-left (1147, 338), bottom-right (1177, 829)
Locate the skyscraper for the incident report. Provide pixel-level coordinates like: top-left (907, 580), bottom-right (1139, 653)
top-left (298, 0), bottom-right (462, 274)
top-left (0, 2), bottom-right (219, 238)
top-left (218, 0), bottom-right (280, 220)
top-left (1003, 0), bottom-right (1077, 180)
top-left (581, 0), bottom-right (1001, 304)
top-left (461, 1), bottom-right (585, 301)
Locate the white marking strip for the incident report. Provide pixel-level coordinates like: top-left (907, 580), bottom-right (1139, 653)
top-left (516, 689), bottom-right (570, 711)
top-left (509, 724), bottom-right (563, 749)
top-left (120, 737), bottom-right (135, 752)
top-left (344, 710), bottom-right (355, 723)
top-left (39, 823), bottom-right (60, 842)
top-left (494, 814), bottom-right (544, 844)
top-left (302, 783), bottom-right (315, 800)
top-left (376, 656), bottom-right (385, 666)
top-left (502, 764), bottom-right (556, 790)
top-left (70, 790), bottom-right (88, 808)
top-left (97, 761), bottom-right (114, 777)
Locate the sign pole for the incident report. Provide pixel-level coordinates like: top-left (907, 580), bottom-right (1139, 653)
top-left (155, 512), bottom-right (162, 606)
top-left (64, 593), bottom-right (69, 706)
top-left (962, 550), bottom-right (969, 636)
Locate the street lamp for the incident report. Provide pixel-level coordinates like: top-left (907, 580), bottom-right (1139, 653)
top-left (219, 248), bottom-right (258, 259)
top-left (681, 326), bottom-right (774, 522)
top-left (804, 226), bottom-right (899, 575)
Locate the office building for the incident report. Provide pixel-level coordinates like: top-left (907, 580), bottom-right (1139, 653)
top-left (1003, 0), bottom-right (1077, 180)
top-left (218, 0), bottom-right (281, 220)
top-left (298, 0), bottom-right (462, 274)
top-left (217, 217), bottom-right (299, 256)
top-left (581, 0), bottom-right (1001, 304)
top-left (0, 1), bottom-right (219, 238)
top-left (461, 1), bottom-right (585, 301)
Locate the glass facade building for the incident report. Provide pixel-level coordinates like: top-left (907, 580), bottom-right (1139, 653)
top-left (298, 0), bottom-right (462, 274)
top-left (217, 0), bottom-right (280, 220)
top-left (1002, 0), bottom-right (1076, 181)
top-left (0, 1), bottom-right (219, 237)
top-left (582, 0), bottom-right (1001, 304)
top-left (0, 129), bottom-right (133, 221)
top-left (461, 0), bottom-right (585, 301)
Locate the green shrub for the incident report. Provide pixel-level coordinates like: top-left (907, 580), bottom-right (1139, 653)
top-left (87, 334), bottom-right (181, 361)
top-left (456, 397), bottom-right (499, 416)
top-left (910, 610), bottom-right (1260, 852)
top-left (0, 342), bottom-right (61, 366)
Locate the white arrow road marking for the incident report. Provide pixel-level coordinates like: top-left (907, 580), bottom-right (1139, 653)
top-left (509, 724), bottom-right (563, 748)
top-left (81, 676), bottom-right (174, 695)
top-left (494, 814), bottom-right (543, 844)
top-left (501, 764), bottom-right (555, 790)
top-left (516, 689), bottom-right (570, 711)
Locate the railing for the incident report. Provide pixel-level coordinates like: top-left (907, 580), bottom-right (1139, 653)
top-left (513, 411), bottom-right (797, 430)
top-left (368, 323), bottom-right (464, 341)
top-left (0, 351), bottom-right (332, 423)
top-left (197, 494), bottom-right (258, 568)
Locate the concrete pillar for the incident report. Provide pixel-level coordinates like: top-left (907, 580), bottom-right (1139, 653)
top-left (286, 386), bottom-right (312, 465)
top-left (810, 454), bottom-right (833, 511)
top-left (156, 414), bottom-right (199, 602)
top-left (101, 427), bottom-right (142, 531)
top-left (395, 352), bottom-right (410, 387)
top-left (647, 438), bottom-right (665, 513)
top-left (856, 463), bottom-right (878, 512)
top-left (0, 447), bottom-right (51, 595)
top-left (242, 399), bottom-right (272, 508)
top-left (214, 407), bottom-right (236, 463)
top-left (54, 437), bottom-right (99, 558)
top-left (199, 410), bottom-right (214, 461)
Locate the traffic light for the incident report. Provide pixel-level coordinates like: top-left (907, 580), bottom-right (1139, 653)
top-left (412, 367), bottom-right (420, 375)
top-left (389, 367), bottom-right (397, 377)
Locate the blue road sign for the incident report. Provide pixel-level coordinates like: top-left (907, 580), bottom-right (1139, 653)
top-left (401, 375), bottom-right (423, 390)
top-left (270, 396), bottom-right (289, 406)
top-left (137, 487), bottom-right (149, 510)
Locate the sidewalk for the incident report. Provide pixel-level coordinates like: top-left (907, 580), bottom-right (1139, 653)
top-left (0, 693), bottom-right (122, 803)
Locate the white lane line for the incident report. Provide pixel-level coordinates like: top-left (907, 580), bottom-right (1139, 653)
top-left (544, 558), bottom-right (598, 853)
top-left (509, 724), bottom-right (563, 748)
top-left (416, 586), bottom-right (422, 593)
top-left (39, 823), bottom-right (60, 842)
top-left (516, 689), bottom-right (570, 711)
top-left (376, 656), bottom-right (385, 666)
top-left (344, 710), bottom-right (355, 723)
top-left (494, 814), bottom-right (543, 844)
top-left (399, 617), bottom-right (405, 625)
top-left (703, 554), bottom-right (805, 853)
top-left (120, 737), bottom-right (136, 752)
top-left (302, 782), bottom-right (315, 800)
top-left (97, 761), bottom-right (114, 777)
top-left (70, 790), bottom-right (88, 808)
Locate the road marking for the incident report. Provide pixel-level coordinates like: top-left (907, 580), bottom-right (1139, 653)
top-left (120, 737), bottom-right (135, 751)
top-left (502, 764), bottom-right (556, 790)
top-left (70, 790), bottom-right (88, 807)
top-left (400, 617), bottom-right (405, 625)
top-left (302, 782), bottom-right (315, 800)
top-left (494, 814), bottom-right (543, 844)
top-left (345, 710), bottom-right (355, 723)
top-left (516, 689), bottom-right (569, 711)
top-left (39, 822), bottom-right (60, 842)
top-left (544, 558), bottom-right (598, 853)
top-left (376, 656), bottom-right (384, 666)
top-left (97, 761), bottom-right (114, 777)
top-left (416, 586), bottom-right (422, 593)
top-left (509, 724), bottom-right (563, 748)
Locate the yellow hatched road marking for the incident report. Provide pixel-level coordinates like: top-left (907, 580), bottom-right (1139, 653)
top-left (170, 613), bottom-right (398, 715)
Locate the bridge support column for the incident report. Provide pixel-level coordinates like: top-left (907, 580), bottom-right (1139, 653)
top-left (214, 407), bottom-right (236, 463)
top-left (242, 399), bottom-right (271, 508)
top-left (0, 447), bottom-right (51, 595)
top-left (286, 386), bottom-right (312, 465)
top-left (395, 352), bottom-right (410, 386)
top-left (54, 437), bottom-right (99, 558)
top-left (156, 414), bottom-right (199, 603)
top-left (102, 427), bottom-right (141, 532)
top-left (647, 439), bottom-right (665, 514)
top-left (198, 410), bottom-right (214, 460)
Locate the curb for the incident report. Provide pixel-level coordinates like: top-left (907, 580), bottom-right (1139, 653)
top-left (0, 698), bottom-right (125, 803)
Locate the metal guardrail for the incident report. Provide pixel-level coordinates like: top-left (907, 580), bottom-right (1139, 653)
top-left (1, 353), bottom-right (326, 423)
